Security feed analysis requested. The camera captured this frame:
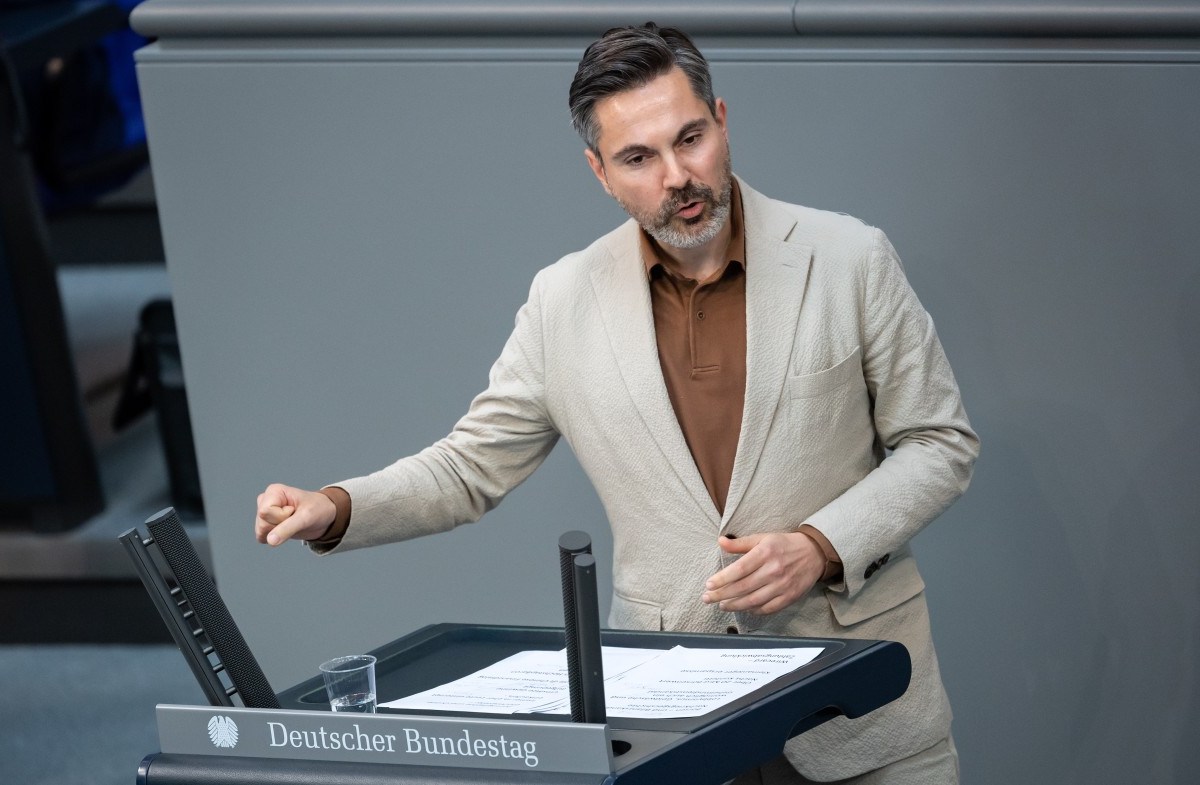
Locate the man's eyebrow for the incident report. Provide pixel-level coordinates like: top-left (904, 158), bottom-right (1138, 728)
top-left (610, 117), bottom-right (712, 163)
top-left (674, 117), bottom-right (710, 145)
top-left (611, 142), bottom-right (655, 162)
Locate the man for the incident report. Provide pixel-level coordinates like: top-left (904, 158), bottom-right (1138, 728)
top-left (255, 23), bottom-right (978, 784)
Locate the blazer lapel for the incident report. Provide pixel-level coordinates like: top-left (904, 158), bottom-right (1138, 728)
top-left (588, 222), bottom-right (721, 526)
top-left (722, 182), bottom-right (813, 527)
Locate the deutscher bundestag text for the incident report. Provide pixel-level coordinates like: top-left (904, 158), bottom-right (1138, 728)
top-left (266, 722), bottom-right (540, 767)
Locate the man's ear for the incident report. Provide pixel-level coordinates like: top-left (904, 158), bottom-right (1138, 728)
top-left (584, 148), bottom-right (612, 196)
top-left (714, 97), bottom-right (729, 142)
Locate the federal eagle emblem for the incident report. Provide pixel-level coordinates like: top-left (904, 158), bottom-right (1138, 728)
top-left (207, 715), bottom-right (239, 748)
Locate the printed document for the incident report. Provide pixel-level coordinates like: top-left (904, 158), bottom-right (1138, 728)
top-left (381, 645), bottom-right (822, 719)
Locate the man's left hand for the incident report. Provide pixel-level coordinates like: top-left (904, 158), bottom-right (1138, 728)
top-left (701, 532), bottom-right (826, 615)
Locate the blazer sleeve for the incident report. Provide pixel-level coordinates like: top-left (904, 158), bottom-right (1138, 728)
top-left (805, 228), bottom-right (980, 598)
top-left (313, 271), bottom-right (560, 553)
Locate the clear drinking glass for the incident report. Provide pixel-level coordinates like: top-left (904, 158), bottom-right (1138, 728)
top-left (319, 654), bottom-right (377, 713)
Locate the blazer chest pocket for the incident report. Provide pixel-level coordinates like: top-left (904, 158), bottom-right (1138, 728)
top-left (788, 346), bottom-right (863, 399)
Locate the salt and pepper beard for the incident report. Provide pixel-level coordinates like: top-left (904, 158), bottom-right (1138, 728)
top-left (613, 149), bottom-right (735, 251)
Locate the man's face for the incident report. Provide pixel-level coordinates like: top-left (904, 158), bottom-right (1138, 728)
top-left (585, 68), bottom-right (732, 251)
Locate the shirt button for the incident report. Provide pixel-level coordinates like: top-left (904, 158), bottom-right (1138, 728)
top-left (726, 626), bottom-right (739, 634)
top-left (697, 311), bottom-right (705, 320)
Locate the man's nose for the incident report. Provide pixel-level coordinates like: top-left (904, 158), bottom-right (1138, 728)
top-left (661, 154), bottom-right (689, 190)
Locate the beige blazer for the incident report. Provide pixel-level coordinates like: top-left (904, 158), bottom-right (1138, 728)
top-left (328, 179), bottom-right (979, 780)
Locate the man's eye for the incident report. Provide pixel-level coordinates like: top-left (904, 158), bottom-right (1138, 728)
top-left (681, 134), bottom-right (700, 146)
top-left (626, 155), bottom-right (646, 166)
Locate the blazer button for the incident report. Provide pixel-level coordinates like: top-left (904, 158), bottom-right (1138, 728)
top-left (864, 563), bottom-right (878, 580)
top-left (880, 553), bottom-right (890, 566)
top-left (726, 626), bottom-right (739, 634)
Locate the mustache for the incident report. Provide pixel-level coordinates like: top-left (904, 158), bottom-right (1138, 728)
top-left (658, 182), bottom-right (716, 221)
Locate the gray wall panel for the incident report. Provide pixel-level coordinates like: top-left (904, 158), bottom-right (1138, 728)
top-left (136, 17), bottom-right (1199, 785)
top-left (712, 61), bottom-right (1199, 782)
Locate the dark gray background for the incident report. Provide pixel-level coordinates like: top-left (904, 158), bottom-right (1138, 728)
top-left (133, 2), bottom-right (1199, 782)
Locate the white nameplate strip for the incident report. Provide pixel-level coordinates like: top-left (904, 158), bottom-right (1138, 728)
top-left (156, 704), bottom-right (612, 775)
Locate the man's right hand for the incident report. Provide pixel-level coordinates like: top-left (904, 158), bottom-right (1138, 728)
top-left (255, 483), bottom-right (336, 546)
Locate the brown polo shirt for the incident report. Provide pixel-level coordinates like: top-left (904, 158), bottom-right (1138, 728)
top-left (640, 187), bottom-right (747, 516)
top-left (315, 183), bottom-right (841, 581)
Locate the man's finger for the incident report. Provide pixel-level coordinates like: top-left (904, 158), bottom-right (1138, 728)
top-left (717, 533), bottom-right (762, 554)
top-left (704, 560), bottom-right (747, 595)
top-left (716, 583), bottom-right (778, 614)
top-left (704, 562), bottom-right (765, 603)
top-left (265, 511), bottom-right (312, 546)
top-left (259, 484), bottom-right (293, 509)
top-left (257, 504), bottom-right (296, 525)
top-left (703, 572), bottom-right (759, 605)
top-left (706, 535), bottom-right (764, 590)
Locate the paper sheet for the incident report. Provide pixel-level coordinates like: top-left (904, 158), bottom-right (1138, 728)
top-left (599, 645), bottom-right (824, 718)
top-left (381, 645), bottom-right (822, 719)
top-left (381, 647), bottom-right (660, 714)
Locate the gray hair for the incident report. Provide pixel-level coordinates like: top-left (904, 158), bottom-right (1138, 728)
top-left (568, 22), bottom-right (716, 157)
